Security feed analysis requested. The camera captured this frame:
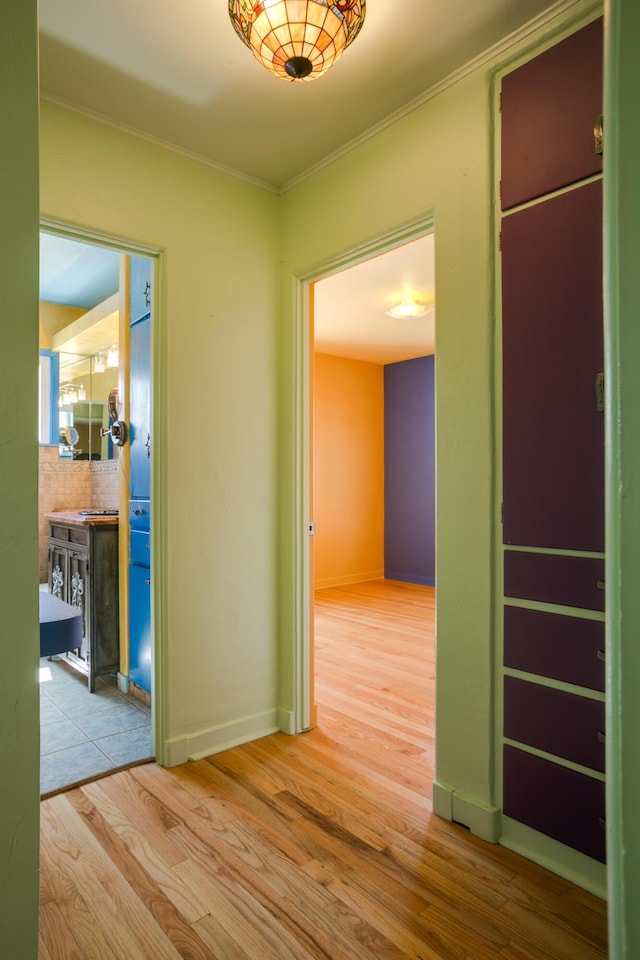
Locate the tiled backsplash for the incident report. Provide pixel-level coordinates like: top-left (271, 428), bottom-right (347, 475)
top-left (38, 447), bottom-right (120, 582)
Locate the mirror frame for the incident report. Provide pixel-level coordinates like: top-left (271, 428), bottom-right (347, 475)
top-left (38, 348), bottom-right (59, 446)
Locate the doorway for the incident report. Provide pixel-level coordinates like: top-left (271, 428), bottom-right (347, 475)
top-left (38, 226), bottom-right (158, 795)
top-left (300, 222), bottom-right (435, 731)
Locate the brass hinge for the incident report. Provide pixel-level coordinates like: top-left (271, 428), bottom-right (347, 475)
top-left (594, 115), bottom-right (604, 156)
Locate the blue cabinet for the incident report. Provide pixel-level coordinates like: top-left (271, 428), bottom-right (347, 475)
top-left (129, 562), bottom-right (151, 692)
top-left (128, 256), bottom-right (152, 693)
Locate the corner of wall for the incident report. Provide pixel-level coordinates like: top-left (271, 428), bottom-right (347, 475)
top-left (432, 779), bottom-right (501, 843)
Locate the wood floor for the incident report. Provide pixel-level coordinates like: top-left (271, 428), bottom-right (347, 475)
top-left (39, 580), bottom-right (608, 960)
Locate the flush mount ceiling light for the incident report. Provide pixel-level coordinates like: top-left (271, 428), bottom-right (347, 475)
top-left (228, 0), bottom-right (366, 82)
top-left (385, 297), bottom-right (430, 320)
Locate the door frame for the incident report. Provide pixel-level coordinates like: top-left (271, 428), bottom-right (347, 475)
top-left (292, 213), bottom-right (435, 733)
top-left (40, 216), bottom-right (165, 763)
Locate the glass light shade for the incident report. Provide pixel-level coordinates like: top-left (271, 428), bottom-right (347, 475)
top-left (385, 298), bottom-right (429, 320)
top-left (107, 345), bottom-right (119, 368)
top-left (94, 353), bottom-right (106, 373)
top-left (229, 0), bottom-right (366, 82)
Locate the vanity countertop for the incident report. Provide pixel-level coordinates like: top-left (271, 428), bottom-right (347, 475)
top-left (45, 510), bottom-right (119, 527)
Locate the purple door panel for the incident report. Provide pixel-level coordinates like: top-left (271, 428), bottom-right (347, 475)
top-left (503, 745), bottom-right (606, 862)
top-left (502, 180), bottom-right (604, 552)
top-left (504, 605), bottom-right (605, 691)
top-left (501, 17), bottom-right (603, 210)
top-left (504, 676), bottom-right (605, 772)
top-left (504, 551), bottom-right (605, 612)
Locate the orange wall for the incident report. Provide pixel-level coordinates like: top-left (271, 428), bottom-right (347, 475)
top-left (314, 353), bottom-right (384, 588)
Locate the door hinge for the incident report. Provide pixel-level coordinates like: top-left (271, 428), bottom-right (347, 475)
top-left (594, 115), bottom-right (603, 156)
top-left (308, 521), bottom-right (316, 536)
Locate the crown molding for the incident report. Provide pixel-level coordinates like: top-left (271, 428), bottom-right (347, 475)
top-left (39, 92), bottom-right (279, 195)
top-left (280, 0), bottom-right (602, 193)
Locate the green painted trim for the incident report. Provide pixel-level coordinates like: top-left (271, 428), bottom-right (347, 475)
top-left (502, 543), bottom-right (605, 559)
top-left (502, 739), bottom-right (606, 781)
top-left (432, 780), bottom-right (501, 843)
top-left (503, 667), bottom-right (606, 701)
top-left (503, 598), bottom-right (606, 621)
top-left (501, 817), bottom-right (608, 899)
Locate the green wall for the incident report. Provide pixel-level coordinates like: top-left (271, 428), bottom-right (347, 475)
top-left (0, 1), bottom-right (40, 956)
top-left (279, 68), bottom-right (496, 800)
top-left (9, 0), bottom-right (640, 951)
top-left (278, 0), bottom-right (608, 871)
top-left (605, 0), bottom-right (640, 954)
top-left (40, 102), bottom-right (281, 763)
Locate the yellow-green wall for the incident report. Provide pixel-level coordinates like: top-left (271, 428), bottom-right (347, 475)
top-left (40, 100), bottom-right (281, 762)
top-left (277, 0), bottom-right (605, 867)
top-left (11, 0), bottom-right (640, 954)
top-left (0, 1), bottom-right (40, 956)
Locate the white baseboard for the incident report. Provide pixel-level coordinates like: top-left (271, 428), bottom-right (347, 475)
top-left (163, 709), bottom-right (280, 766)
top-left (432, 779), bottom-right (501, 843)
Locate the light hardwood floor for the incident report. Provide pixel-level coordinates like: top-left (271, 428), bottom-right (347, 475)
top-left (39, 580), bottom-right (608, 959)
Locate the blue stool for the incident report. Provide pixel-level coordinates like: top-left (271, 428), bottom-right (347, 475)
top-left (39, 592), bottom-right (83, 658)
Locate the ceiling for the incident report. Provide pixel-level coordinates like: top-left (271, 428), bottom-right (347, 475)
top-left (39, 0), bottom-right (567, 193)
top-left (38, 0), bottom-right (566, 364)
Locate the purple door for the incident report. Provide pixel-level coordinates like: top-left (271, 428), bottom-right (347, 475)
top-left (502, 179), bottom-right (604, 552)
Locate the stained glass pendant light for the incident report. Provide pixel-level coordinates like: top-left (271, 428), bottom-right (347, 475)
top-left (229, 0), bottom-right (366, 82)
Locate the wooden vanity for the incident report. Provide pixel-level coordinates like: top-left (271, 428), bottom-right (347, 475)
top-left (46, 510), bottom-right (119, 691)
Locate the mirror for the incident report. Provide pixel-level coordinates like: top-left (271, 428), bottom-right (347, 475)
top-left (58, 348), bottom-right (119, 460)
top-left (50, 293), bottom-right (121, 460)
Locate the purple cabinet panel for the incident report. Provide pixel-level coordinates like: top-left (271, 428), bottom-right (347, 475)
top-left (504, 551), bottom-right (605, 612)
top-left (504, 605), bottom-right (605, 691)
top-left (501, 17), bottom-right (603, 210)
top-left (504, 676), bottom-right (605, 772)
top-left (502, 180), bottom-right (604, 552)
top-left (503, 745), bottom-right (606, 863)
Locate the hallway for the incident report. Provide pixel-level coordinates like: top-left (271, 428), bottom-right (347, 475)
top-left (38, 580), bottom-right (607, 959)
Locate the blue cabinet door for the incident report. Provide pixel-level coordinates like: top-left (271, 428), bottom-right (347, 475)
top-left (130, 255), bottom-right (152, 325)
top-left (129, 314), bottom-right (151, 501)
top-left (129, 561), bottom-right (151, 692)
top-left (128, 255), bottom-right (152, 694)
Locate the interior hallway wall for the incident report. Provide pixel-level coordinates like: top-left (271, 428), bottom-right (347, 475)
top-left (0, 1), bottom-right (40, 956)
top-left (313, 352), bottom-right (384, 588)
top-left (40, 99), bottom-right (281, 763)
top-left (384, 355), bottom-right (435, 585)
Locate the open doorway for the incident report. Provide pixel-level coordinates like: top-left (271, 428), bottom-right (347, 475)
top-left (305, 230), bottom-right (435, 773)
top-left (38, 229), bottom-right (156, 795)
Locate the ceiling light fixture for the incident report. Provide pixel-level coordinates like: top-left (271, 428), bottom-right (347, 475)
top-left (228, 0), bottom-right (366, 82)
top-left (385, 297), bottom-right (430, 320)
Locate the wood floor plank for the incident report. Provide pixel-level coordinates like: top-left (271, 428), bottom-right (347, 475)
top-left (41, 794), bottom-right (184, 960)
top-left (39, 579), bottom-right (608, 960)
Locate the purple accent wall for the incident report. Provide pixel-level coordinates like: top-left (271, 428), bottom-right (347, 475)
top-left (384, 356), bottom-right (435, 586)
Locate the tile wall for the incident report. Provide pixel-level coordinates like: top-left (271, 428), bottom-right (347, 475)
top-left (38, 446), bottom-right (120, 583)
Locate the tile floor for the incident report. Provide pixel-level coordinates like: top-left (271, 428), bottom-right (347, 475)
top-left (39, 654), bottom-right (153, 795)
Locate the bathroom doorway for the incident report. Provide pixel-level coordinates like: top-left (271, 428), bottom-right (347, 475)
top-left (38, 228), bottom-right (157, 795)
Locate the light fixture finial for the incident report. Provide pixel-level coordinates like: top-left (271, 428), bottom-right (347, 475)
top-left (229, 0), bottom-right (366, 83)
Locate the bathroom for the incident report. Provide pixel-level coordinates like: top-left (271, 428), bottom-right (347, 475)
top-left (38, 234), bottom-right (153, 795)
